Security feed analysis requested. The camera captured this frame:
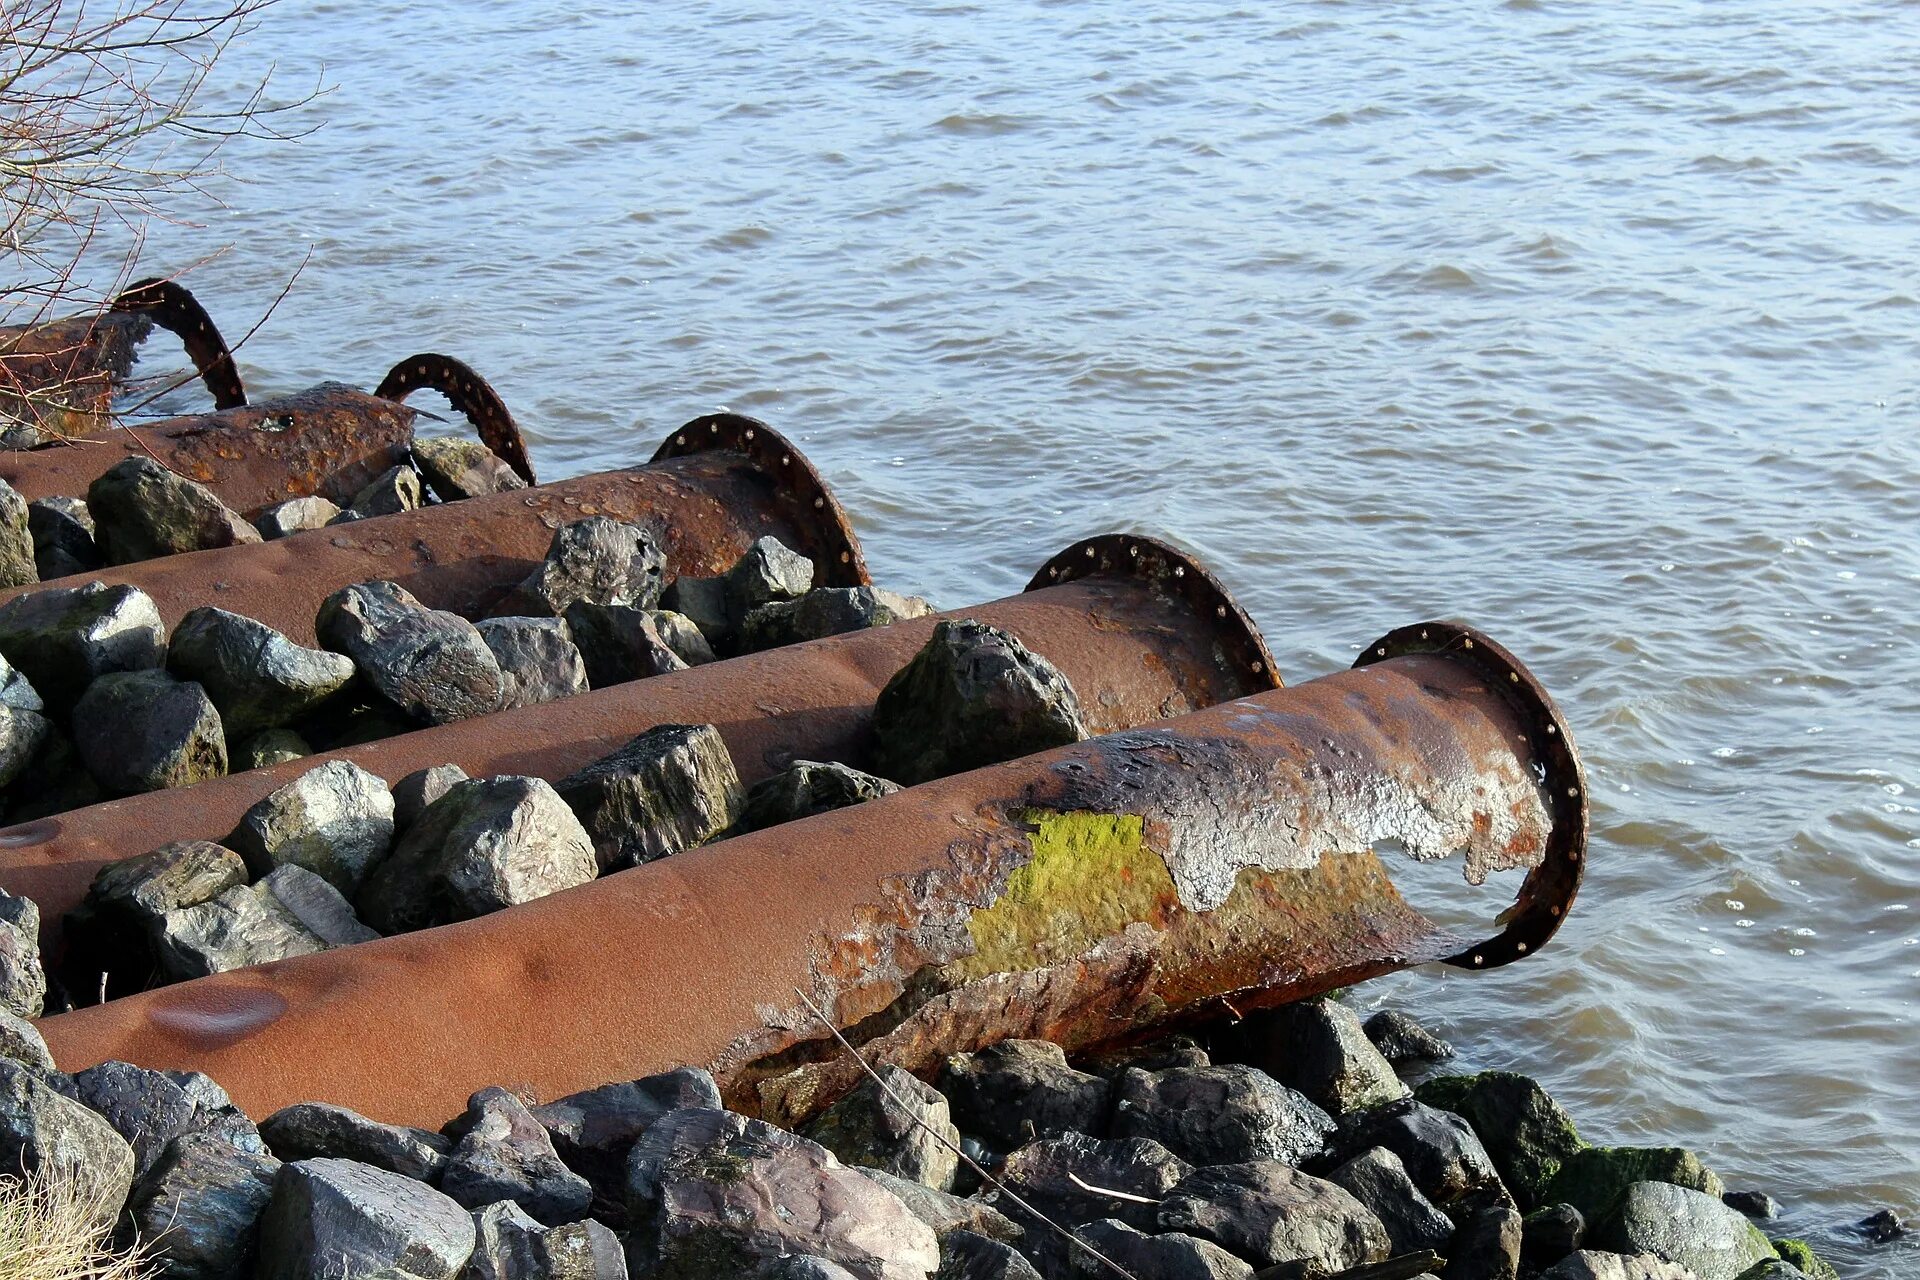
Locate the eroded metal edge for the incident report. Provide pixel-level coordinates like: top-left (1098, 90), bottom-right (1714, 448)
top-left (375, 353), bottom-right (537, 486)
top-left (109, 278), bottom-right (246, 409)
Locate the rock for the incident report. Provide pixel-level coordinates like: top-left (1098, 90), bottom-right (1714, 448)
top-left (395, 762), bottom-right (471, 830)
top-left (87, 456), bottom-right (260, 563)
top-left (726, 535), bottom-right (815, 622)
top-left (1225, 998), bottom-right (1409, 1117)
top-left (1540, 1251), bottom-right (1700, 1280)
top-left (167, 606), bottom-right (356, 739)
top-left (1157, 1160), bottom-right (1388, 1275)
top-left (624, 1107), bottom-right (939, 1280)
top-left (1414, 1071), bottom-right (1584, 1210)
top-left (125, 1131), bottom-right (281, 1280)
top-left (0, 889), bottom-right (44, 1017)
top-left (1594, 1182), bottom-right (1776, 1280)
top-left (562, 601), bottom-right (690, 687)
top-left (477, 616), bottom-right (591, 709)
top-left (660, 574), bottom-right (731, 650)
top-left (858, 1168), bottom-right (1024, 1244)
top-left (1542, 1147), bottom-right (1725, 1227)
top-left (1443, 1201), bottom-right (1523, 1280)
top-left (413, 437), bottom-right (527, 502)
top-left (871, 619), bottom-right (1088, 786)
top-left (804, 1064), bottom-right (962, 1192)
top-left (735, 760), bottom-right (902, 834)
top-left (936, 1230), bottom-right (1044, 1280)
top-left (317, 579), bottom-right (504, 724)
top-left (65, 839), bottom-right (248, 995)
top-left (71, 1058), bottom-right (263, 1180)
top-left (532, 1066), bottom-right (722, 1216)
top-left (1768, 1238), bottom-right (1836, 1280)
top-left (1523, 1203), bottom-right (1589, 1270)
top-left (229, 758), bottom-right (397, 895)
top-left (1859, 1208), bottom-right (1906, 1242)
top-left (0, 702), bottom-right (49, 788)
top-left (1722, 1190), bottom-right (1779, 1219)
top-left (1075, 1036), bottom-right (1210, 1079)
top-left (0, 1007), bottom-right (53, 1072)
top-left (0, 479), bottom-right (36, 588)
top-left (555, 724), bottom-right (743, 872)
top-left (0, 651), bottom-right (41, 712)
top-left (0, 722), bottom-right (97, 818)
top-left (1736, 1263), bottom-right (1815, 1280)
top-left (1068, 1218), bottom-right (1254, 1280)
top-left (262, 1101), bottom-right (452, 1182)
top-left (157, 864), bottom-right (379, 980)
top-left (508, 517), bottom-right (667, 617)
top-left (1339, 1100), bottom-right (1507, 1209)
top-left (464, 1200), bottom-right (545, 1280)
top-left (0, 1058), bottom-right (137, 1229)
top-left (536, 1218), bottom-right (629, 1279)
top-left (940, 1039), bottom-right (1111, 1150)
top-left (648, 608), bottom-right (717, 666)
top-left (0, 580), bottom-right (165, 709)
top-left (256, 495), bottom-right (342, 539)
top-left (1111, 1063), bottom-right (1334, 1167)
top-left (737, 586), bottom-right (934, 653)
top-left (72, 668), bottom-right (225, 793)
top-left (759, 1259), bottom-right (861, 1280)
top-left (442, 1087), bottom-right (593, 1226)
top-left (234, 728), bottom-right (313, 770)
top-left (1328, 1146), bottom-right (1455, 1256)
top-left (349, 463), bottom-right (425, 516)
top-left (991, 1133), bottom-right (1190, 1237)
top-left (256, 1156), bottom-right (477, 1280)
top-left (26, 495), bottom-right (98, 580)
top-left (355, 775), bottom-right (597, 934)
top-left (1364, 1009), bottom-right (1456, 1064)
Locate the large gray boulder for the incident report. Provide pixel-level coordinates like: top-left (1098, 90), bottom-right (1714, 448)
top-left (738, 586), bottom-right (933, 653)
top-left (356, 775), bottom-right (597, 934)
top-left (725, 535), bottom-right (814, 624)
top-left (989, 1134), bottom-right (1190, 1238)
top-left (125, 1131), bottom-right (282, 1280)
top-left (65, 839), bottom-right (248, 997)
top-left (229, 759), bottom-right (397, 895)
top-left (72, 668), bottom-right (226, 793)
top-left (0, 580), bottom-right (165, 709)
top-left (1067, 1218), bottom-right (1254, 1280)
top-left (0, 479), bottom-right (32, 588)
top-left (256, 1157), bottom-right (477, 1280)
top-left (464, 1200), bottom-right (546, 1280)
top-left (441, 1087), bottom-right (593, 1226)
top-left (317, 579), bottom-right (504, 725)
top-left (157, 864), bottom-right (379, 981)
top-left (261, 1101), bottom-right (452, 1183)
top-left (1328, 1146), bottom-right (1455, 1256)
top-left (255, 495), bottom-right (341, 540)
top-left (1414, 1070), bottom-right (1584, 1210)
top-left (1364, 1009), bottom-right (1455, 1064)
top-left (1339, 1099), bottom-right (1507, 1210)
top-left (562, 601), bottom-right (690, 687)
top-left (26, 494), bottom-right (97, 581)
top-left (803, 1064), bottom-right (961, 1193)
top-left (871, 619), bottom-right (1087, 785)
top-left (412, 437), bottom-right (526, 502)
top-left (735, 760), bottom-right (901, 834)
top-left (1110, 1063), bottom-right (1335, 1167)
top-left (939, 1039), bottom-right (1110, 1149)
top-left (1226, 998), bottom-right (1409, 1117)
top-left (507, 517), bottom-right (667, 616)
top-left (87, 456), bottom-right (260, 563)
top-left (476, 616), bottom-right (590, 709)
top-left (1445, 1201), bottom-right (1524, 1280)
top-left (0, 1058), bottom-right (137, 1229)
top-left (0, 889), bottom-right (44, 1017)
top-left (555, 724), bottom-right (743, 872)
top-left (167, 606), bottom-right (356, 739)
top-left (531, 1066), bottom-right (722, 1216)
top-left (71, 1059), bottom-right (264, 1180)
top-left (1156, 1160), bottom-right (1389, 1275)
top-left (1593, 1182), bottom-right (1777, 1280)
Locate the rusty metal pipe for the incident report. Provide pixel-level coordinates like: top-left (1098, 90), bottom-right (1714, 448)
top-left (32, 622), bottom-right (1582, 1128)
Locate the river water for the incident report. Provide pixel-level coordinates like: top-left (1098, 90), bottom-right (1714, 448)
top-left (74, 2), bottom-right (1920, 1273)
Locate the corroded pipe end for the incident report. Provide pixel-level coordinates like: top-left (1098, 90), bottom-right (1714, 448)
top-left (651, 414), bottom-right (869, 588)
top-left (1354, 621), bottom-right (1588, 970)
top-left (109, 278), bottom-right (246, 409)
top-left (375, 353), bottom-right (537, 486)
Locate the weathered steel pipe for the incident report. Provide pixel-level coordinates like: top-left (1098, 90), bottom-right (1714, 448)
top-left (0, 414), bottom-right (868, 643)
top-left (33, 622), bottom-right (1583, 1128)
top-left (0, 537), bottom-right (1275, 960)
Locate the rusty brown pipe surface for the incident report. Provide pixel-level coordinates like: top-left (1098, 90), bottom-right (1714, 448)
top-left (32, 622), bottom-right (1583, 1129)
top-left (0, 536), bottom-right (1275, 957)
top-left (0, 414), bottom-right (868, 644)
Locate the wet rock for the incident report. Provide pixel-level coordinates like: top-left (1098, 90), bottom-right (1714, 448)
top-left (26, 495), bottom-right (98, 580)
top-left (871, 619), bottom-right (1088, 786)
top-left (1859, 1208), bottom-right (1906, 1242)
top-left (230, 758), bottom-right (397, 895)
top-left (556, 724), bottom-right (743, 872)
top-left (356, 775), bottom-right (597, 934)
top-left (0, 480), bottom-right (31, 588)
top-left (256, 1156), bottom-right (477, 1280)
top-left (72, 668), bottom-right (225, 793)
top-left (168, 606), bottom-right (356, 739)
top-left (624, 1107), bottom-right (939, 1280)
top-left (413, 437), bottom-right (527, 502)
top-left (124, 1131), bottom-right (281, 1280)
top-left (396, 762), bottom-right (470, 830)
top-left (1523, 1203), bottom-right (1589, 1270)
top-left (859, 1168), bottom-right (1024, 1244)
top-left (1542, 1147), bottom-right (1725, 1227)
top-left (1111, 1063), bottom-right (1334, 1167)
top-left (1443, 1201), bottom-right (1523, 1280)
top-left (660, 574), bottom-right (731, 650)
top-left (1158, 1159), bottom-right (1387, 1275)
top-left (532, 1066), bottom-right (722, 1216)
top-left (991, 1133), bottom-right (1190, 1237)
top-left (87, 456), bottom-right (261, 563)
top-left (936, 1230), bottom-right (1043, 1280)
top-left (317, 579), bottom-right (505, 725)
top-left (1068, 1218), bottom-right (1254, 1280)
top-left (562, 601), bottom-right (690, 687)
top-left (477, 615), bottom-right (591, 709)
top-left (1339, 1099), bottom-right (1507, 1210)
top-left (940, 1039), bottom-right (1111, 1150)
top-left (1415, 1071), bottom-right (1583, 1210)
top-left (0, 889), bottom-right (45, 1017)
top-left (1722, 1189), bottom-right (1779, 1220)
top-left (235, 728), bottom-right (313, 770)
top-left (735, 759), bottom-right (901, 834)
top-left (157, 864), bottom-right (379, 980)
top-left (1225, 998), bottom-right (1409, 1117)
top-left (442, 1087), bottom-right (593, 1226)
top-left (1328, 1146), bottom-right (1455, 1256)
top-left (71, 1059), bottom-right (263, 1179)
top-left (804, 1063), bottom-right (962, 1192)
top-left (349, 463), bottom-right (425, 516)
top-left (509, 517), bottom-right (667, 617)
top-left (0, 580), bottom-right (165, 709)
top-left (262, 1101), bottom-right (452, 1182)
top-left (737, 586), bottom-right (933, 653)
top-left (1592, 1181), bottom-right (1776, 1280)
top-left (1540, 1251), bottom-right (1699, 1280)
top-left (0, 1058), bottom-right (136, 1228)
top-left (0, 1007), bottom-right (53, 1072)
top-left (1075, 1036), bottom-right (1210, 1079)
top-left (1769, 1238), bottom-right (1836, 1280)
top-left (727, 535), bottom-right (815, 620)
top-left (256, 495), bottom-right (342, 539)
top-left (1364, 1009), bottom-right (1456, 1064)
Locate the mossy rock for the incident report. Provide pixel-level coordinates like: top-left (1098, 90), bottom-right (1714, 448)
top-left (1412, 1074), bottom-right (1477, 1115)
top-left (1542, 1145), bottom-right (1725, 1225)
top-left (1411, 1070), bottom-right (1583, 1208)
top-left (1770, 1237), bottom-right (1837, 1280)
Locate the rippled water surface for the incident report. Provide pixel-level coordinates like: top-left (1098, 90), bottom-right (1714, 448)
top-left (86, 2), bottom-right (1919, 1272)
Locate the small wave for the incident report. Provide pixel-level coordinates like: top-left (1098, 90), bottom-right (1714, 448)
top-left (932, 112), bottom-right (1027, 136)
top-left (1413, 264), bottom-right (1479, 291)
top-left (703, 225), bottom-right (775, 251)
top-left (1415, 163), bottom-right (1501, 182)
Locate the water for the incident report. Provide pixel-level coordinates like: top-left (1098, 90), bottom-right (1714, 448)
top-left (68, 1), bottom-right (1920, 1272)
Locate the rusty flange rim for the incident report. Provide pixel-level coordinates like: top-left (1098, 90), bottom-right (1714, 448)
top-left (650, 413), bottom-right (870, 588)
top-left (375, 353), bottom-right (538, 486)
top-left (109, 277), bottom-right (246, 409)
top-left (1353, 620), bottom-right (1588, 971)
top-left (1024, 533), bottom-right (1283, 692)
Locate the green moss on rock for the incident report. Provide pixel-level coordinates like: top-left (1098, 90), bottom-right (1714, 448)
top-left (1411, 1070), bottom-right (1583, 1208)
top-left (1770, 1236), bottom-right (1837, 1280)
top-left (1542, 1145), bottom-right (1726, 1225)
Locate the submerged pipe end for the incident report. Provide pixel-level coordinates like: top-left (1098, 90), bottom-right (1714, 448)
top-left (1354, 621), bottom-right (1588, 971)
top-left (376, 353), bottom-right (537, 486)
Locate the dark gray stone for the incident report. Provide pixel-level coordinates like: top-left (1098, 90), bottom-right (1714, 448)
top-left (1364, 1009), bottom-right (1456, 1064)
top-left (1329, 1146), bottom-right (1455, 1256)
top-left (442, 1087), bottom-right (593, 1226)
top-left (940, 1039), bottom-right (1111, 1149)
top-left (26, 495), bottom-right (97, 581)
top-left (1157, 1160), bottom-right (1388, 1274)
top-left (0, 651), bottom-right (41, 712)
top-left (0, 1058), bottom-right (137, 1229)
top-left (0, 702), bottom-right (49, 788)
top-left (87, 456), bottom-right (260, 563)
top-left (0, 888), bottom-right (44, 1017)
top-left (1860, 1207), bottom-right (1906, 1242)
top-left (1736, 1263), bottom-right (1814, 1280)
top-left (72, 668), bottom-right (225, 793)
top-left (167, 606), bottom-right (356, 739)
top-left (71, 1059), bottom-right (263, 1180)
top-left (1068, 1218), bottom-right (1254, 1280)
top-left (0, 480), bottom-right (31, 589)
top-left (0, 1007), bottom-right (53, 1072)
top-left (936, 1230), bottom-right (1043, 1280)
top-left (1722, 1190), bottom-right (1780, 1220)
top-left (562, 601), bottom-right (689, 687)
top-left (1223, 998), bottom-right (1409, 1116)
top-left (0, 722), bottom-right (100, 818)
top-left (262, 1101), bottom-right (453, 1182)
top-left (125, 1131), bottom-right (281, 1280)
top-left (413, 437), bottom-right (527, 502)
top-left (317, 579), bottom-right (505, 725)
top-left (463, 1200), bottom-right (545, 1280)
top-left (1593, 1182), bottom-right (1777, 1280)
top-left (738, 586), bottom-right (934, 653)
top-left (556, 723), bottom-right (743, 872)
top-left (350, 463), bottom-right (425, 516)
top-left (1111, 1063), bottom-right (1334, 1167)
top-left (757, 1258), bottom-right (860, 1280)
top-left (477, 615), bottom-right (591, 709)
top-left (1413, 1071), bottom-right (1583, 1209)
top-left (735, 760), bottom-right (901, 834)
top-left (234, 728), bottom-right (313, 770)
top-left (1524, 1203), bottom-right (1589, 1270)
top-left (509, 517), bottom-right (667, 617)
top-left (395, 762), bottom-right (470, 830)
top-left (355, 775), bottom-right (597, 934)
top-left (65, 839), bottom-right (248, 997)
top-left (646, 609), bottom-right (716, 666)
top-left (871, 619), bottom-right (1087, 786)
top-left (0, 580), bottom-right (165, 710)
top-left (804, 1064), bottom-right (961, 1192)
top-left (1443, 1201), bottom-right (1523, 1280)
top-left (1339, 1099), bottom-right (1507, 1209)
top-left (229, 758), bottom-right (397, 895)
top-left (157, 864), bottom-right (379, 980)
top-left (256, 495), bottom-right (341, 539)
top-left (660, 574), bottom-right (730, 650)
top-left (1074, 1036), bottom-right (1210, 1080)
top-left (256, 1156), bottom-right (477, 1280)
top-left (532, 1066), bottom-right (722, 1217)
top-left (857, 1168), bottom-right (1024, 1244)
top-left (991, 1133), bottom-right (1191, 1237)
top-left (726, 535), bottom-right (814, 622)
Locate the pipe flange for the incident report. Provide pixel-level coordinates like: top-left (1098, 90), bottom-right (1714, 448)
top-left (652, 414), bottom-right (870, 588)
top-left (376, 354), bottom-right (537, 486)
top-left (1353, 621), bottom-right (1588, 970)
top-left (1027, 534), bottom-right (1282, 692)
top-left (110, 278), bottom-right (246, 409)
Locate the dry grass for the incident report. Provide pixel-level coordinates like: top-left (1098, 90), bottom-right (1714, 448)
top-left (0, 1162), bottom-right (149, 1280)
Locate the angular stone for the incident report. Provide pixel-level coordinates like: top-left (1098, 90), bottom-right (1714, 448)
top-left (562, 601), bottom-right (690, 687)
top-left (71, 1059), bottom-right (263, 1180)
top-left (0, 480), bottom-right (32, 589)
top-left (125, 1130), bottom-right (281, 1280)
top-left (235, 728), bottom-right (313, 770)
top-left (1076, 1036), bottom-right (1210, 1079)
top-left (1364, 1009), bottom-right (1455, 1064)
top-left (464, 1200), bottom-right (546, 1280)
top-left (318, 579), bottom-right (504, 724)
top-left (1340, 1099), bottom-right (1507, 1209)
top-left (1111, 1063), bottom-right (1333, 1167)
top-left (0, 651), bottom-right (41, 713)
top-left (1540, 1251), bottom-right (1706, 1280)
top-left (735, 760), bottom-right (901, 834)
top-left (858, 1168), bottom-right (1024, 1244)
top-left (157, 864), bottom-right (379, 981)
top-left (64, 839), bottom-right (247, 996)
top-left (0, 702), bottom-right (49, 788)
top-left (1069, 1218), bottom-right (1254, 1280)
top-left (0, 1007), bottom-right (53, 1072)
top-left (1722, 1190), bottom-right (1779, 1220)
top-left (536, 1217), bottom-right (629, 1278)
top-left (356, 775), bottom-right (597, 934)
top-left (738, 586), bottom-right (934, 653)
top-left (395, 762), bottom-right (470, 830)
top-left (1329, 1146), bottom-right (1455, 1256)
top-left (940, 1039), bottom-right (1111, 1149)
top-left (350, 463), bottom-right (424, 517)
top-left (726, 535), bottom-right (814, 622)
top-left (167, 606), bottom-right (356, 739)
top-left (256, 495), bottom-right (342, 539)
top-left (871, 619), bottom-right (1088, 786)
top-left (556, 724), bottom-right (743, 872)
top-left (72, 668), bottom-right (224, 793)
top-left (476, 615), bottom-right (591, 710)
top-left (646, 608), bottom-right (716, 666)
top-left (256, 1156), bottom-right (477, 1280)
top-left (230, 758), bottom-right (397, 895)
top-left (532, 1066), bottom-right (722, 1216)
top-left (1157, 1160), bottom-right (1388, 1274)
top-left (26, 495), bottom-right (97, 581)
top-left (1594, 1182), bottom-right (1777, 1280)
top-left (1769, 1237), bottom-right (1835, 1279)
top-left (1543, 1147), bottom-right (1726, 1227)
top-left (0, 1058), bottom-right (137, 1229)
top-left (1859, 1208), bottom-right (1906, 1242)
top-left (1443, 1201), bottom-right (1523, 1280)
top-left (0, 580), bottom-right (165, 710)
top-left (262, 1101), bottom-right (452, 1182)
top-left (87, 456), bottom-right (260, 564)
top-left (413, 437), bottom-right (527, 502)
top-left (1524, 1203), bottom-right (1589, 1270)
top-left (442, 1087), bottom-right (593, 1226)
top-left (804, 1064), bottom-right (961, 1192)
top-left (660, 574), bottom-right (731, 650)
top-left (509, 517), bottom-right (667, 617)
top-left (1415, 1071), bottom-right (1584, 1210)
top-left (992, 1133), bottom-right (1191, 1237)
top-left (937, 1230), bottom-right (1043, 1280)
top-left (1227, 998), bottom-right (1409, 1117)
top-left (0, 889), bottom-right (44, 1017)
